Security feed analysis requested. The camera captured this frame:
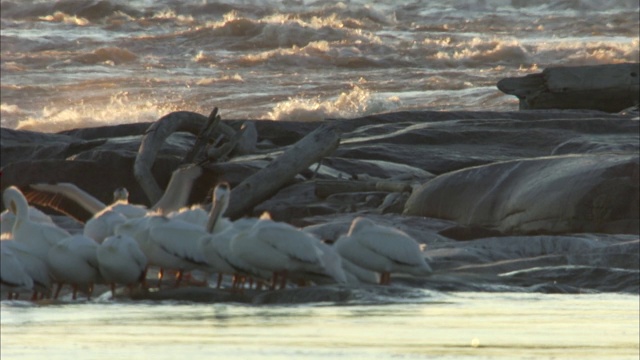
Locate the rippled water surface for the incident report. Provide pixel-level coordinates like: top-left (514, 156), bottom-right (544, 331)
top-left (1, 0), bottom-right (638, 131)
top-left (2, 292), bottom-right (638, 359)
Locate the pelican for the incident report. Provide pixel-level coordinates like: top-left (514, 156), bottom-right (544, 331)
top-left (151, 164), bottom-right (203, 215)
top-left (1, 241), bottom-right (34, 299)
top-left (97, 234), bottom-right (147, 297)
top-left (25, 164), bottom-right (203, 221)
top-left (289, 240), bottom-right (348, 286)
top-left (167, 204), bottom-right (209, 227)
top-left (3, 186), bottom-right (70, 260)
top-left (1, 240), bottom-right (52, 300)
top-left (230, 214), bottom-right (346, 290)
top-left (1, 206), bottom-right (54, 236)
top-left (335, 217), bottom-right (432, 285)
top-left (341, 257), bottom-right (380, 285)
top-left (145, 216), bottom-right (209, 285)
top-left (198, 183), bottom-right (253, 288)
top-left (47, 234), bottom-right (102, 300)
top-left (204, 217), bottom-right (272, 290)
top-left (84, 187), bottom-right (141, 243)
top-left (116, 214), bottom-right (208, 287)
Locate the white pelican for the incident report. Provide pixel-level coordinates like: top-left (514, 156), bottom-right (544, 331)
top-left (341, 256), bottom-right (380, 285)
top-left (151, 164), bottom-right (203, 215)
top-left (230, 214), bottom-right (347, 290)
top-left (204, 217), bottom-right (272, 289)
top-left (289, 240), bottom-right (348, 286)
top-left (84, 187), bottom-right (141, 243)
top-left (97, 234), bottom-right (147, 297)
top-left (116, 214), bottom-right (208, 287)
top-left (167, 204), bottom-right (209, 227)
top-left (26, 164), bottom-right (203, 220)
top-left (1, 242), bottom-right (34, 300)
top-left (3, 186), bottom-right (70, 260)
top-left (198, 183), bottom-right (253, 288)
top-left (1, 206), bottom-right (54, 236)
top-left (47, 234), bottom-right (102, 300)
top-left (335, 217), bottom-right (432, 285)
top-left (146, 216), bottom-right (209, 285)
top-left (1, 240), bottom-right (52, 300)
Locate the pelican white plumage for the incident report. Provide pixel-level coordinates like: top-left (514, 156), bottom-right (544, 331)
top-left (1, 206), bottom-right (54, 236)
top-left (204, 217), bottom-right (272, 289)
top-left (2, 240), bottom-right (52, 299)
top-left (289, 240), bottom-right (348, 286)
top-left (335, 217), bottom-right (432, 285)
top-left (97, 234), bottom-right (147, 297)
top-left (150, 164), bottom-right (203, 215)
top-left (84, 187), bottom-right (143, 243)
top-left (116, 214), bottom-right (208, 286)
top-left (1, 241), bottom-right (34, 299)
top-left (198, 183), bottom-right (235, 287)
top-left (47, 234), bottom-right (102, 300)
top-left (230, 214), bottom-right (347, 289)
top-left (167, 205), bottom-right (209, 227)
top-left (27, 164), bottom-right (203, 220)
top-left (146, 216), bottom-right (209, 284)
top-left (341, 256), bottom-right (380, 285)
top-left (3, 186), bottom-right (70, 260)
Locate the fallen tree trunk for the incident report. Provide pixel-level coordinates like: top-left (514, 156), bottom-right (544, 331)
top-left (134, 110), bottom-right (235, 204)
top-left (225, 123), bottom-right (341, 219)
top-left (497, 63), bottom-right (640, 112)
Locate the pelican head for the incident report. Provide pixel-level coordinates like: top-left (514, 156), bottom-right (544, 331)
top-left (3, 186), bottom-right (26, 216)
top-left (206, 182), bottom-right (231, 233)
top-left (348, 217), bottom-right (374, 236)
top-left (113, 187), bottom-right (129, 203)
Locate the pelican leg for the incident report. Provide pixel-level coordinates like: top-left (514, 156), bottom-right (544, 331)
top-left (140, 267), bottom-right (149, 289)
top-left (72, 284), bottom-right (78, 300)
top-left (87, 283), bottom-right (94, 300)
top-left (157, 268), bottom-right (165, 288)
top-left (379, 272), bottom-right (391, 285)
top-left (279, 270), bottom-right (288, 290)
top-left (54, 283), bottom-right (64, 299)
top-left (216, 273), bottom-right (223, 289)
top-left (174, 270), bottom-right (184, 287)
top-left (270, 272), bottom-right (279, 290)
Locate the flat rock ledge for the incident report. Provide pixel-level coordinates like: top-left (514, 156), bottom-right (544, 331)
top-left (1, 109), bottom-right (638, 300)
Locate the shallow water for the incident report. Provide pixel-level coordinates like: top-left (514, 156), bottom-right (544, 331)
top-left (1, 0), bottom-right (638, 131)
top-left (2, 292), bottom-right (638, 359)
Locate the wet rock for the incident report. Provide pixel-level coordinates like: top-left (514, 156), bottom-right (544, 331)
top-left (404, 153), bottom-right (639, 235)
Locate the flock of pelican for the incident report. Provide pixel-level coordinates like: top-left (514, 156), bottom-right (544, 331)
top-left (1, 173), bottom-right (432, 301)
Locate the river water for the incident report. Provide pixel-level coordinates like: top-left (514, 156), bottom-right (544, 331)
top-left (1, 292), bottom-right (638, 359)
top-left (1, 0), bottom-right (638, 131)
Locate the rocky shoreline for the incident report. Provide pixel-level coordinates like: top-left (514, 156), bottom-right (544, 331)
top-left (1, 109), bottom-right (638, 300)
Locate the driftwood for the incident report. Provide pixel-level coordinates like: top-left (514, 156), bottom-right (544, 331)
top-left (134, 110), bottom-right (234, 204)
top-left (225, 123), bottom-right (341, 219)
top-left (315, 179), bottom-right (413, 198)
top-left (204, 122), bottom-right (250, 162)
top-left (182, 108), bottom-right (221, 164)
top-left (497, 63), bottom-right (640, 112)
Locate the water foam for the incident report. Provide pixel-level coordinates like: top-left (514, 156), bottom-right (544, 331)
top-left (14, 92), bottom-right (178, 133)
top-left (38, 11), bottom-right (89, 26)
top-left (266, 85), bottom-right (400, 121)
